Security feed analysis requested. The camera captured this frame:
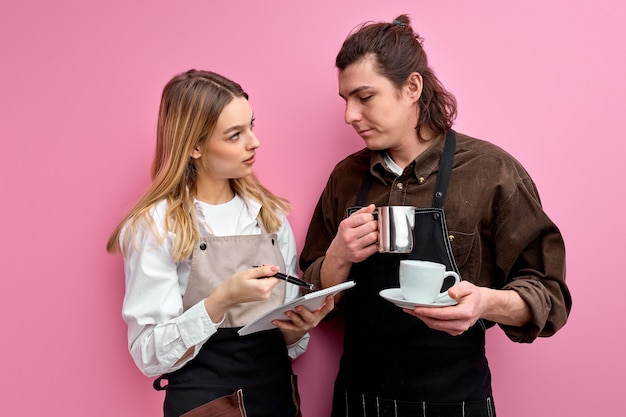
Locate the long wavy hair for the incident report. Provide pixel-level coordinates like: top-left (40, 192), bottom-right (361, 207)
top-left (335, 14), bottom-right (457, 140)
top-left (107, 70), bottom-right (290, 262)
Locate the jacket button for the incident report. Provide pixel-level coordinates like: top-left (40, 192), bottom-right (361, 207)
top-left (418, 177), bottom-right (426, 184)
top-left (396, 183), bottom-right (404, 190)
top-left (199, 243), bottom-right (207, 250)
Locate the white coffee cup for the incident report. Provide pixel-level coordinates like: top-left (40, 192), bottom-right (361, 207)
top-left (399, 260), bottom-right (460, 304)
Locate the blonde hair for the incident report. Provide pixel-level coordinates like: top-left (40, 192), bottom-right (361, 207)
top-left (107, 70), bottom-right (290, 262)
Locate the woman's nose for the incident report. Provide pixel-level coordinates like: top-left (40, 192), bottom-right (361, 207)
top-left (248, 131), bottom-right (261, 149)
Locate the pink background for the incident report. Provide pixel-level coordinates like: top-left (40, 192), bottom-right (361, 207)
top-left (2, 1), bottom-right (624, 415)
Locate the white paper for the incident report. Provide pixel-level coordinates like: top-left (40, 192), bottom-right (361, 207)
top-left (237, 281), bottom-right (356, 336)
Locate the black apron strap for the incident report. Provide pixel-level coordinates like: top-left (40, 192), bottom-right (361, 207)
top-left (355, 166), bottom-right (371, 208)
top-left (153, 375), bottom-right (167, 390)
top-left (432, 130), bottom-right (456, 209)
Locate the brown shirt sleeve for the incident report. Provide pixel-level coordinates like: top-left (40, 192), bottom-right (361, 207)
top-left (490, 177), bottom-right (571, 342)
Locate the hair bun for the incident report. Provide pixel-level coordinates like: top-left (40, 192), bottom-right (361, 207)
top-left (392, 14), bottom-right (411, 29)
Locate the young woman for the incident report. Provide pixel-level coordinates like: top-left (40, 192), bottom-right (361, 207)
top-left (299, 14), bottom-right (571, 417)
top-left (107, 69), bottom-right (333, 417)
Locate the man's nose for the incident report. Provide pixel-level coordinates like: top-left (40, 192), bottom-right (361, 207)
top-left (344, 102), bottom-right (361, 125)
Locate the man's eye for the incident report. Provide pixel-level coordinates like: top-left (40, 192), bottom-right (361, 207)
top-left (360, 95), bottom-right (372, 102)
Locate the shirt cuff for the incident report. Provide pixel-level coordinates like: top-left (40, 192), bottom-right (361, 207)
top-left (301, 256), bottom-right (325, 291)
top-left (287, 332), bottom-right (310, 359)
top-left (499, 282), bottom-right (549, 343)
top-left (176, 301), bottom-right (220, 348)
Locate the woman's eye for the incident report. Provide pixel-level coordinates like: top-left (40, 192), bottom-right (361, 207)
top-left (250, 118), bottom-right (256, 130)
top-left (360, 95), bottom-right (372, 102)
top-left (230, 132), bottom-right (240, 141)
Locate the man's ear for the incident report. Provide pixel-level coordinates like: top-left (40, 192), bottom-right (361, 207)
top-left (405, 72), bottom-right (423, 102)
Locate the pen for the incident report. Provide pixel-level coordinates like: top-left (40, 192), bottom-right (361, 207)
top-left (252, 266), bottom-right (314, 290)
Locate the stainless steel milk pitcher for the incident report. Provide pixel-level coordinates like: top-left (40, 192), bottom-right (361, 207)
top-left (377, 206), bottom-right (416, 253)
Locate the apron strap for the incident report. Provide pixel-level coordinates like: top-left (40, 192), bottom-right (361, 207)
top-left (432, 129), bottom-right (456, 209)
top-left (153, 375), bottom-right (167, 390)
top-left (354, 166), bottom-right (372, 208)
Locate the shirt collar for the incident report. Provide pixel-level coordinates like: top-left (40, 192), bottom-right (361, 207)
top-left (194, 195), bottom-right (262, 231)
top-left (370, 132), bottom-right (447, 183)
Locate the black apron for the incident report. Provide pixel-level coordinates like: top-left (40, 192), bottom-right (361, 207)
top-left (154, 234), bottom-right (301, 417)
top-left (332, 131), bottom-right (495, 417)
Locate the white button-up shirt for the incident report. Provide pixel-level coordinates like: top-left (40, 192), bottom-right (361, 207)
top-left (121, 196), bottom-right (309, 377)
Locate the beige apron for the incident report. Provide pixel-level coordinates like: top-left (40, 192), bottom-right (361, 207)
top-left (184, 233), bottom-right (286, 327)
top-left (159, 232), bottom-right (301, 417)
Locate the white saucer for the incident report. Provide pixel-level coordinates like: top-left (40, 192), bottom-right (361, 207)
top-left (379, 288), bottom-right (458, 308)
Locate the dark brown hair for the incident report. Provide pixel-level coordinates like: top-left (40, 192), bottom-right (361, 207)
top-left (336, 14), bottom-right (457, 138)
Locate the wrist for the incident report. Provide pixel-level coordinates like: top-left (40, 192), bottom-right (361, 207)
top-left (203, 287), bottom-right (231, 323)
top-left (481, 288), bottom-right (531, 326)
top-left (320, 254), bottom-right (351, 288)
top-left (282, 329), bottom-right (306, 346)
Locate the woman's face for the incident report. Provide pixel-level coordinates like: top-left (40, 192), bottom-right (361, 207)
top-left (338, 55), bottom-right (420, 152)
top-left (192, 96), bottom-right (259, 183)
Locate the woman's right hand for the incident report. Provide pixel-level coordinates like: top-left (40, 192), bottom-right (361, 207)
top-left (203, 265), bottom-right (281, 322)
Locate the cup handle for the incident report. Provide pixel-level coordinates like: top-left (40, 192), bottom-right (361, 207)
top-left (435, 271), bottom-right (460, 302)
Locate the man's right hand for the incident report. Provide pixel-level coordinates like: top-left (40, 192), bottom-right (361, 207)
top-left (321, 204), bottom-right (378, 287)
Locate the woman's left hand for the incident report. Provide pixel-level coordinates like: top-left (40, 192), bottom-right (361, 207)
top-left (273, 294), bottom-right (335, 345)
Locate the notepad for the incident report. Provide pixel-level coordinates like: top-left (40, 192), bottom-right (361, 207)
top-left (238, 281), bottom-right (356, 336)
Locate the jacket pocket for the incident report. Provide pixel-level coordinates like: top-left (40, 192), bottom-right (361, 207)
top-left (448, 229), bottom-right (480, 283)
